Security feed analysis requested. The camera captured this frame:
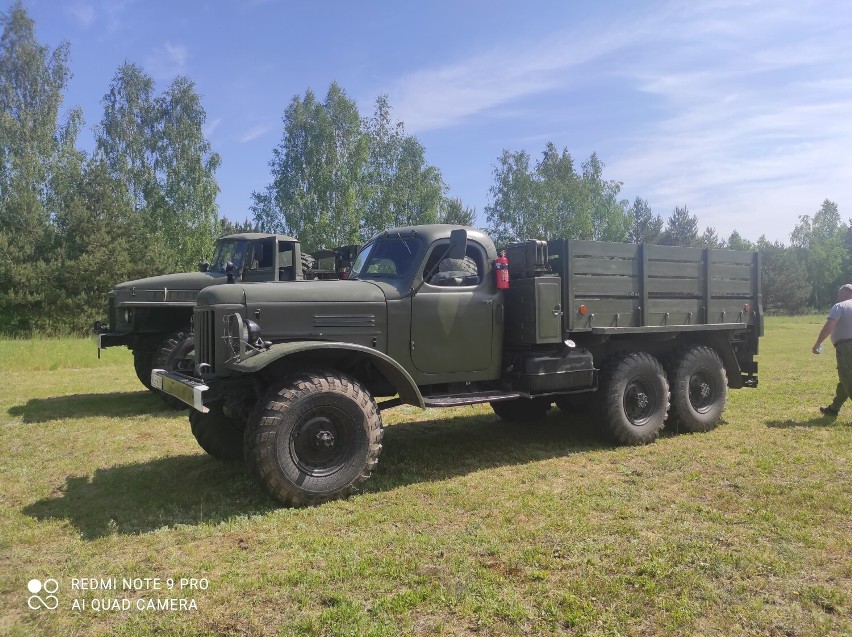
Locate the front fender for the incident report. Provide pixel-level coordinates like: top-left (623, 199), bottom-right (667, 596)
top-left (227, 341), bottom-right (424, 408)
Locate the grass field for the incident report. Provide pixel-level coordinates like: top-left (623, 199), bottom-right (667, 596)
top-left (1, 317), bottom-right (849, 636)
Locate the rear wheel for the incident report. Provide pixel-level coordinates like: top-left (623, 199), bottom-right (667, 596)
top-left (152, 329), bottom-right (195, 410)
top-left (490, 398), bottom-right (551, 423)
top-left (189, 403), bottom-right (244, 461)
top-left (667, 345), bottom-right (727, 433)
top-left (244, 371), bottom-right (383, 506)
top-left (598, 351), bottom-right (669, 445)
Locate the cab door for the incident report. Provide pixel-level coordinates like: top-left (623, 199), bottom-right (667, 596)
top-left (410, 240), bottom-right (497, 375)
top-left (241, 238), bottom-right (276, 282)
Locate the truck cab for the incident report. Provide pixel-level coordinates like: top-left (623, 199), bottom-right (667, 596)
top-left (352, 226), bottom-right (503, 382)
top-left (94, 232), bottom-right (305, 405)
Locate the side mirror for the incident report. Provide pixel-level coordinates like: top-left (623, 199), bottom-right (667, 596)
top-left (448, 228), bottom-right (467, 260)
top-left (198, 261), bottom-right (209, 272)
top-left (225, 261), bottom-right (236, 283)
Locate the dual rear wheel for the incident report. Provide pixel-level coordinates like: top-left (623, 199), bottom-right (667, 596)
top-left (598, 346), bottom-right (727, 444)
top-left (489, 346), bottom-right (727, 444)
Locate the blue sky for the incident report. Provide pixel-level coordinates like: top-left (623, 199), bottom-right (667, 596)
top-left (21, 0), bottom-right (852, 242)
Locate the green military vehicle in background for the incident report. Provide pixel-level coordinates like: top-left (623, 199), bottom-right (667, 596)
top-left (152, 224), bottom-right (762, 506)
top-left (304, 244), bottom-right (360, 281)
top-left (93, 232), bottom-right (310, 406)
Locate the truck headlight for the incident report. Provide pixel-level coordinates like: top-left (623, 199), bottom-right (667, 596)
top-left (242, 319), bottom-right (262, 345)
top-left (224, 313), bottom-right (266, 362)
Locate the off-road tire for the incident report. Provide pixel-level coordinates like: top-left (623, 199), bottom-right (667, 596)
top-left (667, 345), bottom-right (727, 433)
top-left (244, 371), bottom-right (383, 507)
top-left (598, 351), bottom-right (669, 445)
top-left (189, 403), bottom-right (244, 461)
top-left (152, 329), bottom-right (195, 410)
top-left (133, 349), bottom-right (155, 391)
top-left (490, 397), bottom-right (551, 423)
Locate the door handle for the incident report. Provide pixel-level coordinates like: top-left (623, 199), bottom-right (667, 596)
top-left (481, 299), bottom-right (493, 305)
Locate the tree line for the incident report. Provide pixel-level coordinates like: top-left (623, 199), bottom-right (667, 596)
top-left (482, 145), bottom-right (850, 315)
top-left (0, 2), bottom-right (848, 336)
top-left (0, 3), bottom-right (219, 334)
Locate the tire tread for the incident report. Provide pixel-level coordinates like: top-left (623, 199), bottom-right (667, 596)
top-left (243, 370), bottom-right (383, 507)
top-left (667, 345), bottom-right (727, 433)
top-left (598, 351), bottom-right (669, 445)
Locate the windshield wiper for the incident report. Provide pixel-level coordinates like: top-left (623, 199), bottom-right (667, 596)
top-left (397, 233), bottom-right (412, 255)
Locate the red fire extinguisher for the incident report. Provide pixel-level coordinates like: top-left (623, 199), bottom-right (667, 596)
top-left (495, 251), bottom-right (509, 289)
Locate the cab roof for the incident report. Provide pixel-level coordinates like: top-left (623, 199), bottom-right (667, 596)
top-left (370, 224), bottom-right (492, 248)
top-left (220, 232), bottom-right (299, 243)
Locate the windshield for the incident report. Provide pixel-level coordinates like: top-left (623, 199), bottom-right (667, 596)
top-left (210, 240), bottom-right (248, 272)
top-left (350, 236), bottom-right (423, 281)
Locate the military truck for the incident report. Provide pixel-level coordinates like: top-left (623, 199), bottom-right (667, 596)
top-left (304, 244), bottom-right (360, 281)
top-left (93, 232), bottom-right (309, 406)
top-left (152, 224), bottom-right (762, 506)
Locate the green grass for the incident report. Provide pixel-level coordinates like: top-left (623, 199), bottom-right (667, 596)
top-left (1, 316), bottom-right (850, 636)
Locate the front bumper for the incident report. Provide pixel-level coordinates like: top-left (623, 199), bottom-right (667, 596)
top-left (91, 322), bottom-right (132, 349)
top-left (151, 369), bottom-right (210, 413)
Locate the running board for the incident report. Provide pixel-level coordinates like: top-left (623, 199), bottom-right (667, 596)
top-left (422, 391), bottom-right (522, 408)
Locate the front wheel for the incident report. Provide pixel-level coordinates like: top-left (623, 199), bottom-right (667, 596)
top-left (667, 345), bottom-right (727, 433)
top-left (133, 349), bottom-right (155, 391)
top-left (152, 329), bottom-right (195, 410)
top-left (598, 351), bottom-right (669, 445)
top-left (244, 371), bottom-right (383, 507)
top-left (189, 404), bottom-right (244, 461)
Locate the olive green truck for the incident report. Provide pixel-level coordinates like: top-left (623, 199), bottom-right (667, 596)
top-left (152, 224), bottom-right (762, 506)
top-left (93, 233), bottom-right (356, 407)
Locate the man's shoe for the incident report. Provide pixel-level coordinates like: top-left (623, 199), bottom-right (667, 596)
top-left (819, 406), bottom-right (839, 417)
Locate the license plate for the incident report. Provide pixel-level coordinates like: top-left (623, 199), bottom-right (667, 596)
top-left (151, 370), bottom-right (164, 390)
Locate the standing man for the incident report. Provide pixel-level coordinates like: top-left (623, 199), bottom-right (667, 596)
top-left (812, 283), bottom-right (852, 417)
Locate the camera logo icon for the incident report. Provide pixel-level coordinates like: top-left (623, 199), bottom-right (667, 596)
top-left (27, 579), bottom-right (59, 610)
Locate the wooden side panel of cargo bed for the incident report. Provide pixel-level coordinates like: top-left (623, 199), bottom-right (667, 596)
top-left (547, 239), bottom-right (760, 333)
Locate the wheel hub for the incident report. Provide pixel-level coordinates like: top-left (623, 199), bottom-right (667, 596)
top-left (624, 378), bottom-right (656, 426)
top-left (313, 430), bottom-right (336, 450)
top-left (689, 370), bottom-right (716, 412)
top-left (289, 409), bottom-right (351, 477)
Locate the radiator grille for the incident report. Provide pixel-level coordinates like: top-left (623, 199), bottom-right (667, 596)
top-left (194, 308), bottom-right (216, 375)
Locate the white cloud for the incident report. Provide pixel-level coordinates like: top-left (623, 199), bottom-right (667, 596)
top-left (77, 0), bottom-right (138, 36)
top-left (204, 117), bottom-right (223, 138)
top-left (606, 1), bottom-right (852, 241)
top-left (239, 125), bottom-right (270, 143)
top-left (146, 43), bottom-right (189, 79)
top-left (393, 0), bottom-right (852, 241)
top-left (67, 3), bottom-right (95, 28)
top-left (387, 17), bottom-right (654, 133)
